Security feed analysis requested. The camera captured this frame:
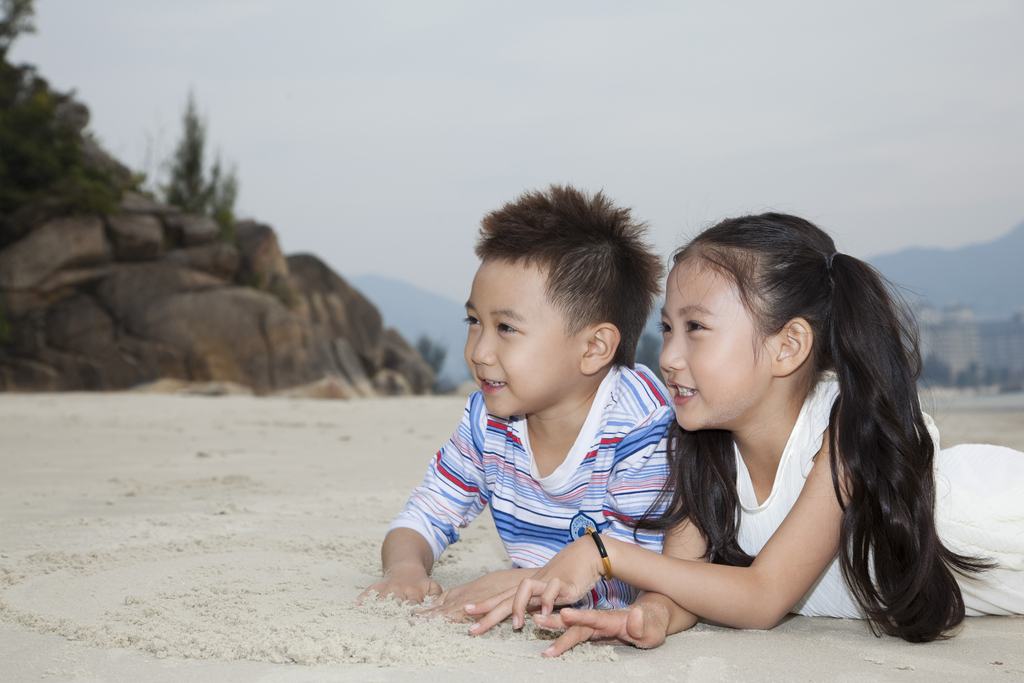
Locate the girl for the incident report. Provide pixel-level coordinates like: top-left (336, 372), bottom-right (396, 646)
top-left (465, 213), bottom-right (1024, 656)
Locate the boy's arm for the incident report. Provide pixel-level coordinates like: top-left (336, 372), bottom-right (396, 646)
top-left (600, 408), bottom-right (673, 551)
top-left (355, 528), bottom-right (442, 604)
top-left (358, 395), bottom-right (492, 605)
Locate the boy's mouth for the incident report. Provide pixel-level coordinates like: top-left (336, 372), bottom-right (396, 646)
top-left (481, 379), bottom-right (506, 388)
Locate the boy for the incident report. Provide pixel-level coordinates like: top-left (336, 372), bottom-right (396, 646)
top-left (357, 185), bottom-right (673, 620)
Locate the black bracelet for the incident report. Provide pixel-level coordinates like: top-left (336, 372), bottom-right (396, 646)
top-left (584, 526), bottom-right (613, 581)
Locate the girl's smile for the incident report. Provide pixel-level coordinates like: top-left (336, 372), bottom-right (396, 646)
top-left (667, 382), bottom-right (697, 405)
top-left (659, 260), bottom-right (775, 435)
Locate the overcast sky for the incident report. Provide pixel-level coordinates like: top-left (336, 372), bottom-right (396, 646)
top-left (12, 0), bottom-right (1024, 302)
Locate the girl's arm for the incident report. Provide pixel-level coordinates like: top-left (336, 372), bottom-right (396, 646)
top-left (523, 519), bottom-right (707, 655)
top-left (468, 443), bottom-right (842, 632)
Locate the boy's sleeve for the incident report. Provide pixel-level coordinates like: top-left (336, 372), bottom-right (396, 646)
top-left (601, 406), bottom-right (673, 552)
top-left (387, 393), bottom-right (492, 562)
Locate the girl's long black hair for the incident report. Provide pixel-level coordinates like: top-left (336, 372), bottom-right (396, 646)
top-left (636, 213), bottom-right (992, 642)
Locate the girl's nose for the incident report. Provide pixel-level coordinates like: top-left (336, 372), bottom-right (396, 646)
top-left (659, 337), bottom-right (686, 375)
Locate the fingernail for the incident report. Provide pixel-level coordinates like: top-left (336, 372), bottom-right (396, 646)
top-left (464, 604), bottom-right (474, 611)
top-left (543, 646), bottom-right (555, 656)
top-left (513, 616), bottom-right (521, 629)
top-left (468, 623), bottom-right (480, 634)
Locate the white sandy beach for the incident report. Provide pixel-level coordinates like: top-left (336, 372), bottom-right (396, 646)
top-left (1, 390), bottom-right (1022, 682)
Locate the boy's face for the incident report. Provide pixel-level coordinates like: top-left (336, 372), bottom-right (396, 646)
top-left (464, 259), bottom-right (589, 420)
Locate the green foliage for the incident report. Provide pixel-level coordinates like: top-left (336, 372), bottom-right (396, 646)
top-left (0, 297), bottom-right (12, 344)
top-left (0, 0), bottom-right (35, 60)
top-left (164, 92), bottom-right (238, 231)
top-left (0, 61), bottom-right (119, 221)
top-left (165, 94), bottom-right (207, 213)
top-left (1, 5), bottom-right (120, 235)
top-left (209, 157), bottom-right (238, 232)
top-left (416, 335), bottom-right (447, 375)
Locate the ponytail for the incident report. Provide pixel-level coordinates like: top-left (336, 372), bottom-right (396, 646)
top-left (636, 213), bottom-right (992, 642)
top-left (827, 254), bottom-right (991, 641)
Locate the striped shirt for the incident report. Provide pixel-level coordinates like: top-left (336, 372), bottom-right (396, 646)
top-left (389, 365), bottom-right (673, 608)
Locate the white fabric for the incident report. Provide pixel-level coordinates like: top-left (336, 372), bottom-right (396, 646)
top-left (734, 380), bottom-right (1024, 618)
top-left (526, 366), bottom-right (620, 490)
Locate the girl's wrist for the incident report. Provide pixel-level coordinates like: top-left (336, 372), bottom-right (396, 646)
top-left (595, 534), bottom-right (636, 586)
top-left (574, 534), bottom-right (607, 582)
top-left (583, 527), bottom-right (613, 581)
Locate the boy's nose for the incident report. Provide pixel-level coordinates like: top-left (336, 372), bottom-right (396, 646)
top-left (467, 332), bottom-right (495, 365)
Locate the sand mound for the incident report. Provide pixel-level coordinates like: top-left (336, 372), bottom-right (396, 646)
top-left (1, 392), bottom-right (1022, 681)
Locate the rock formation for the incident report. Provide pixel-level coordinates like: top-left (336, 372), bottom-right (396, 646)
top-left (0, 191), bottom-right (434, 396)
top-left (0, 49), bottom-right (432, 397)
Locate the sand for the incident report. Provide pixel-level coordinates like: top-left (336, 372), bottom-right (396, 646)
top-left (1, 391), bottom-right (1022, 682)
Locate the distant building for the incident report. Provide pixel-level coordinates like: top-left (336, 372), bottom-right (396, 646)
top-left (918, 307), bottom-right (1024, 383)
top-left (978, 311), bottom-right (1024, 372)
top-left (919, 305), bottom-right (981, 377)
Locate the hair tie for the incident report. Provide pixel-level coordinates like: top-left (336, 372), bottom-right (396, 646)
top-left (826, 252), bottom-right (839, 271)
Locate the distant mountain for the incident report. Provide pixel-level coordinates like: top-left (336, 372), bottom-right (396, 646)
top-left (350, 274), bottom-right (471, 384)
top-left (868, 220), bottom-right (1024, 319)
top-left (353, 218), bottom-right (1024, 384)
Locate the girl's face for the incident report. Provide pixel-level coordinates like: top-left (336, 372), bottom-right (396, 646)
top-left (659, 260), bottom-right (776, 433)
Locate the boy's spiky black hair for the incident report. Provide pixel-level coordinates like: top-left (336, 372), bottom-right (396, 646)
top-left (476, 184), bottom-right (663, 367)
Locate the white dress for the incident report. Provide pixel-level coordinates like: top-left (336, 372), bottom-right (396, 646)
top-left (735, 381), bottom-right (1024, 618)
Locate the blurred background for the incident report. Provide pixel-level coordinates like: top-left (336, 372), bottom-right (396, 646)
top-left (3, 0), bottom-right (1023, 391)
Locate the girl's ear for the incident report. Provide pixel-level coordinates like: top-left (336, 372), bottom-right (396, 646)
top-left (769, 318), bottom-right (813, 378)
top-left (580, 323), bottom-right (621, 375)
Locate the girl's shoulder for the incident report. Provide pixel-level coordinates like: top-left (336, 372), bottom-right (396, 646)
top-left (792, 380), bottom-right (840, 478)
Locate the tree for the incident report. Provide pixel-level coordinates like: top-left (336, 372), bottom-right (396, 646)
top-left (416, 335), bottom-right (447, 376)
top-left (0, 0), bottom-right (35, 60)
top-left (164, 91), bottom-right (238, 232)
top-left (1, 0), bottom-right (118, 234)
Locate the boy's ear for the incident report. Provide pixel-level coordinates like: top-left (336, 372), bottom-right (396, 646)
top-left (770, 318), bottom-right (813, 378)
top-left (580, 323), bottom-right (620, 375)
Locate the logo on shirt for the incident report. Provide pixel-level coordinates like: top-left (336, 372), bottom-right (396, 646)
top-left (569, 512), bottom-right (599, 541)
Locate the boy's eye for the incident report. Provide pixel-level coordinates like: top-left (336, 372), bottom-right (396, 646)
top-left (659, 321), bottom-right (671, 334)
top-left (464, 316), bottom-right (479, 326)
top-left (497, 323), bottom-right (517, 334)
top-left (686, 321), bottom-right (705, 332)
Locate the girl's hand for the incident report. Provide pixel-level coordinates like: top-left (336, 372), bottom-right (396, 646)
top-left (411, 568), bottom-right (535, 623)
top-left (534, 605), bottom-right (669, 657)
top-left (465, 535), bottom-right (605, 633)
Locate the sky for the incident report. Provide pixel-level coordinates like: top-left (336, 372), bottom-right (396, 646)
top-left (11, 0), bottom-right (1024, 303)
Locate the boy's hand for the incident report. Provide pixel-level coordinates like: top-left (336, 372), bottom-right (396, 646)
top-left (355, 563), bottom-right (442, 605)
top-left (356, 528), bottom-right (440, 605)
top-left (413, 568), bottom-right (535, 623)
top-left (532, 603), bottom-right (670, 657)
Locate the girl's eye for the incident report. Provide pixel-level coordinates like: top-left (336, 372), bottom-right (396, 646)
top-left (659, 321), bottom-right (672, 334)
top-left (464, 316), bottom-right (479, 326)
top-left (686, 321), bottom-right (705, 332)
top-left (497, 323), bottom-right (517, 334)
